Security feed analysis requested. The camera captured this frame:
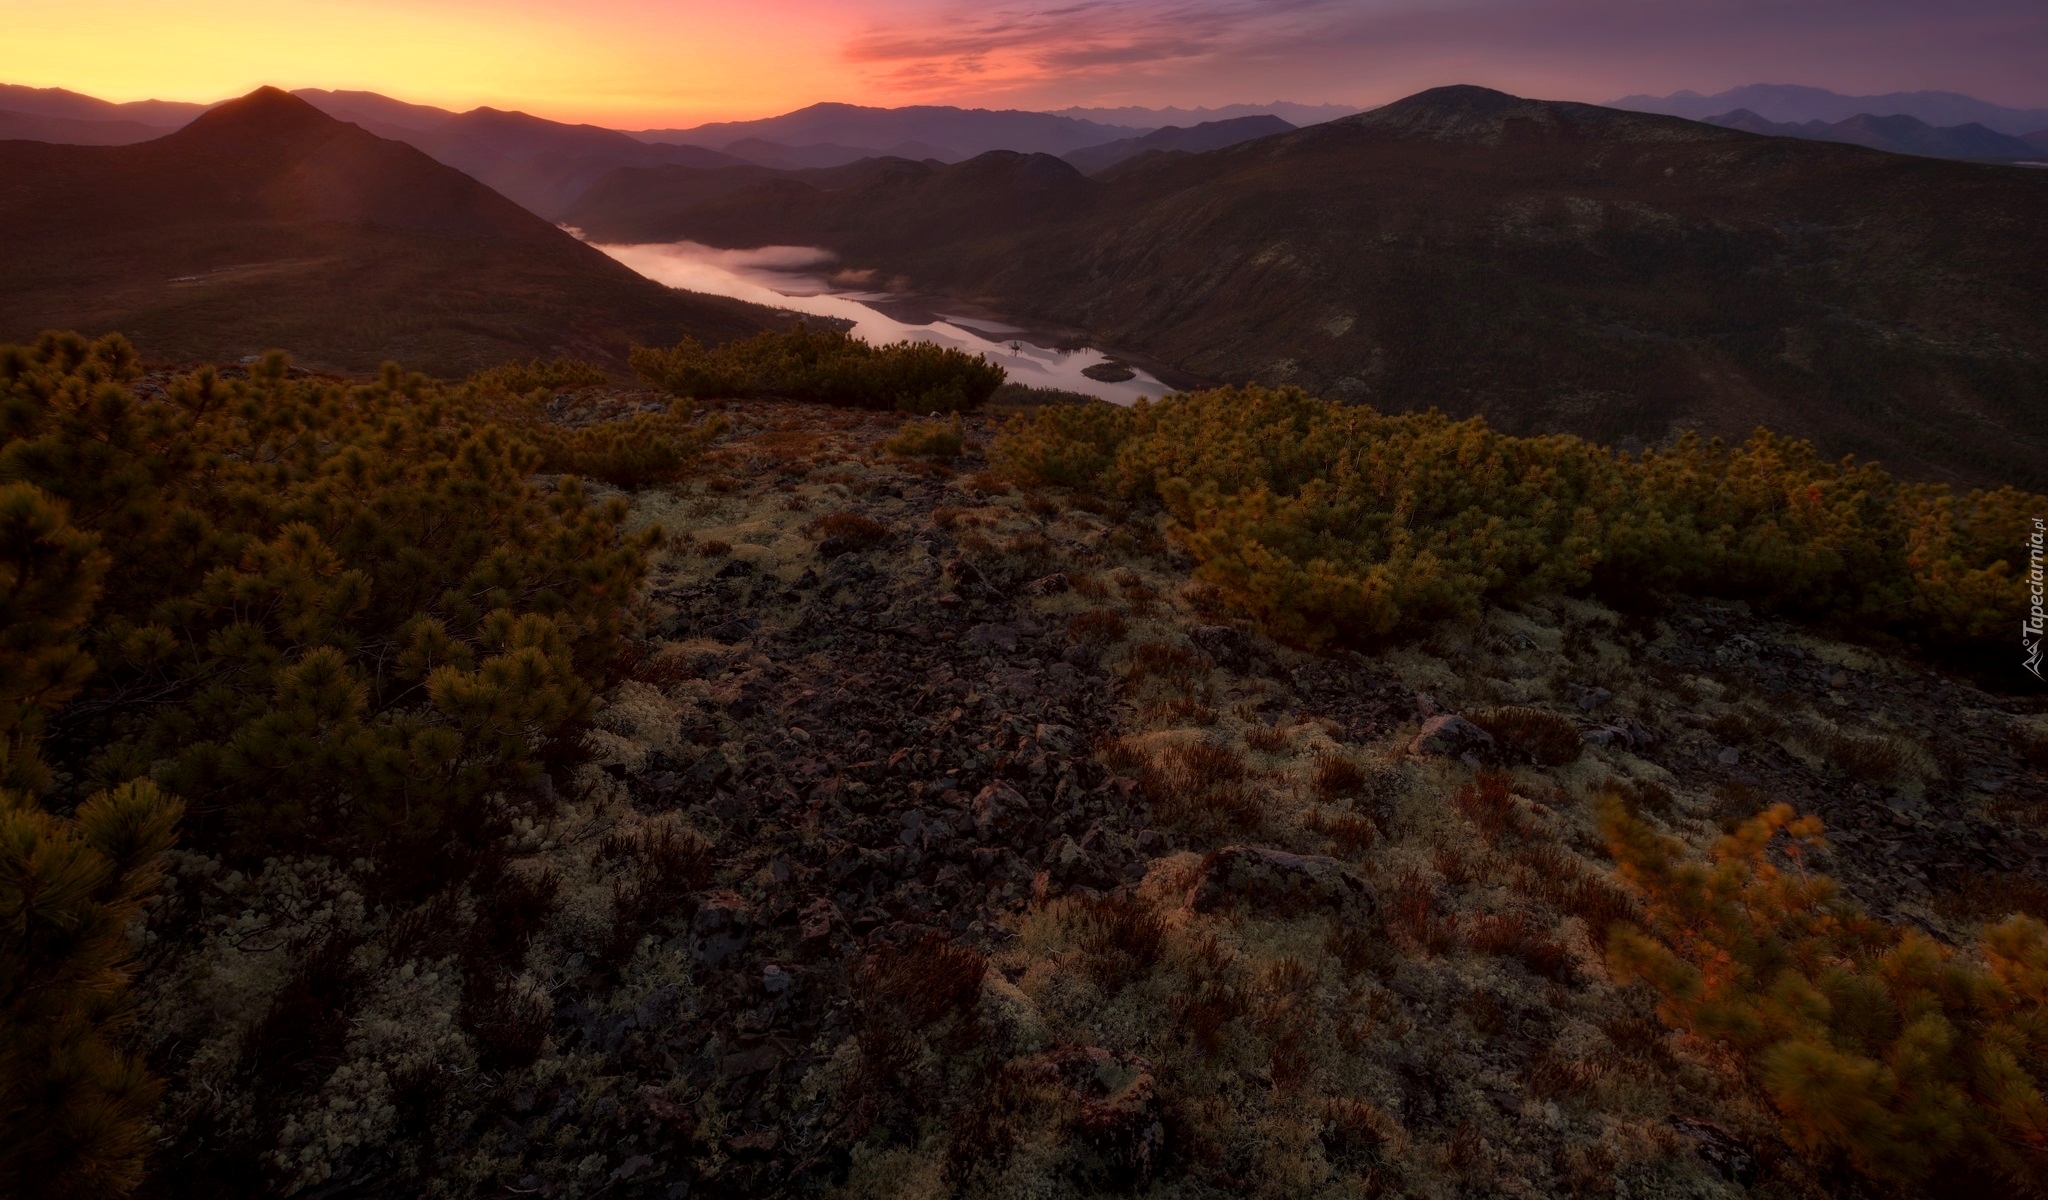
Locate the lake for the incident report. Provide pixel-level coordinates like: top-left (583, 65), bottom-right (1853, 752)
top-left (591, 241), bottom-right (1173, 405)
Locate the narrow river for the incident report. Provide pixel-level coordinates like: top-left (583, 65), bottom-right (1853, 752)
top-left (592, 241), bottom-right (1172, 406)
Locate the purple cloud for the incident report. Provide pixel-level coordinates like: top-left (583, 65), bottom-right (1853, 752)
top-left (842, 0), bottom-right (2048, 109)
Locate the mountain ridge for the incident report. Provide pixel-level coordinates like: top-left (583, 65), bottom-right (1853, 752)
top-left (630, 101), bottom-right (1147, 157)
top-left (0, 87), bottom-right (780, 374)
top-left (1613, 83), bottom-right (2048, 136)
top-left (1703, 108), bottom-right (2041, 161)
top-left (585, 84), bottom-right (2048, 490)
top-left (1062, 115), bottom-right (1295, 176)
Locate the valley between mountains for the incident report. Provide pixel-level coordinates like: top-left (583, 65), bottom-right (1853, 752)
top-left (573, 86), bottom-right (2048, 491)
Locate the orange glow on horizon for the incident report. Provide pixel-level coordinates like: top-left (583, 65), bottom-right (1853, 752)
top-left (11, 1), bottom-right (2041, 126)
top-left (9, 1), bottom-right (879, 126)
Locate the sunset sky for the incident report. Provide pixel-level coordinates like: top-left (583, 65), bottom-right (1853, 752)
top-left (13, 0), bottom-right (2047, 125)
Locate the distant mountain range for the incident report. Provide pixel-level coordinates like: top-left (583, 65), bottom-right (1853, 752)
top-left (1062, 115), bottom-right (1295, 176)
top-left (0, 83), bottom-right (211, 130)
top-left (581, 85), bottom-right (2048, 490)
top-left (0, 88), bottom-right (778, 374)
top-left (1613, 84), bottom-right (2048, 137)
top-left (1702, 109), bottom-right (2042, 162)
top-left (629, 102), bottom-right (1147, 160)
top-left (1050, 102), bottom-right (1359, 128)
top-left (0, 87), bottom-right (1344, 217)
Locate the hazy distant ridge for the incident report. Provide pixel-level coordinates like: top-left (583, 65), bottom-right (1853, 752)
top-left (1051, 101), bottom-right (1359, 128)
top-left (1612, 84), bottom-right (2048, 137)
top-left (629, 102), bottom-right (1146, 159)
top-left (1703, 108), bottom-right (2041, 161)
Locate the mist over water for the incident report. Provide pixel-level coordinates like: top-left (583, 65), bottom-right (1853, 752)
top-left (591, 241), bottom-right (1172, 405)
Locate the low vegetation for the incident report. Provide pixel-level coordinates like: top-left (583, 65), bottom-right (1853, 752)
top-left (1605, 798), bottom-right (2048, 1193)
top-left (631, 323), bottom-right (1005, 413)
top-left (1, 332), bottom-right (657, 1194)
top-left (884, 413), bottom-right (965, 459)
top-left (467, 360), bottom-right (727, 489)
top-left (2, 327), bottom-right (2041, 1200)
top-left (995, 384), bottom-right (2033, 662)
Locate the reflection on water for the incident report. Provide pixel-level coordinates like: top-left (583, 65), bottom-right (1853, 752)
top-left (592, 241), bottom-right (1172, 406)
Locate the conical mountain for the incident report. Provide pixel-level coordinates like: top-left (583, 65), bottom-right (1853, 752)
top-left (0, 87), bottom-right (779, 375)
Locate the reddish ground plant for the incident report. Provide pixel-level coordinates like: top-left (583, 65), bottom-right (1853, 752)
top-left (809, 510), bottom-right (890, 550)
top-left (1386, 866), bottom-right (1458, 956)
top-left (1307, 809), bottom-right (1378, 856)
top-left (1067, 609), bottom-right (1128, 645)
top-left (1125, 640), bottom-right (1208, 690)
top-left (1471, 706), bottom-right (1583, 766)
top-left (1075, 891), bottom-right (1167, 989)
top-left (1453, 770), bottom-right (1522, 844)
top-left (1312, 751), bottom-right (1371, 800)
top-left (1465, 910), bottom-right (1574, 982)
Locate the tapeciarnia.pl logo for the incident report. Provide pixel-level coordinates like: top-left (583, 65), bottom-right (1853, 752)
top-left (2029, 517), bottom-right (2045, 680)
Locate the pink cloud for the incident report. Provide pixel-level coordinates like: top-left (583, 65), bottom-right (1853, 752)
top-left (840, 0), bottom-right (2048, 109)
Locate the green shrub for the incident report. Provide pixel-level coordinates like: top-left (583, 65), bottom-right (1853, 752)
top-left (631, 323), bottom-right (1005, 412)
top-left (465, 357), bottom-right (608, 394)
top-left (0, 467), bottom-right (183, 1199)
top-left (0, 330), bottom-right (664, 1195)
top-left (473, 389), bottom-right (725, 489)
top-left (0, 333), bottom-right (655, 866)
top-left (991, 400), bottom-right (1140, 490)
top-left (884, 414), bottom-right (964, 459)
top-left (986, 382), bottom-right (1101, 409)
top-left (2, 780), bottom-right (181, 1200)
top-left (1605, 798), bottom-right (2048, 1192)
top-left (992, 385), bottom-right (2035, 659)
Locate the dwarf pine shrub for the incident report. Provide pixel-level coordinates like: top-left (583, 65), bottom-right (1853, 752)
top-left (631, 323), bottom-right (1005, 412)
top-left (0, 331), bottom-right (667, 1193)
top-left (884, 414), bottom-right (964, 459)
top-left (0, 467), bottom-right (184, 1199)
top-left (0, 334), bottom-right (658, 863)
top-left (1603, 797), bottom-right (2048, 1192)
top-left (467, 367), bottom-right (725, 489)
top-left (993, 385), bottom-right (2034, 659)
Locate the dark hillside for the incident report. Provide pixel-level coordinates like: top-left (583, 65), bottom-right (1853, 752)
top-left (1062, 114), bottom-right (1294, 175)
top-left (564, 158), bottom-right (911, 243)
top-left (396, 107), bottom-right (749, 218)
top-left (0, 88), bottom-right (781, 375)
top-left (607, 85), bottom-right (2048, 489)
top-left (647, 151), bottom-right (1097, 262)
top-left (1702, 108), bottom-right (2042, 161)
top-left (0, 108), bottom-right (173, 145)
top-left (634, 100), bottom-right (1144, 157)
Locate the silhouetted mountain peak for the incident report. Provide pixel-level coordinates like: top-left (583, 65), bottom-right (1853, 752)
top-left (168, 86), bottom-right (335, 144)
top-left (1380, 84), bottom-right (1523, 115)
top-left (952, 149), bottom-right (1083, 183)
top-left (1344, 85), bottom-right (1722, 147)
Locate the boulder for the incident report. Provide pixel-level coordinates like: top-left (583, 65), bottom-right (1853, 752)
top-left (797, 896), bottom-right (843, 945)
top-left (1409, 714), bottom-right (1496, 760)
top-left (689, 890), bottom-right (752, 966)
top-left (965, 623), bottom-right (1020, 654)
top-left (1045, 1046), bottom-right (1164, 1190)
top-left (1186, 846), bottom-right (1378, 919)
top-left (1188, 624), bottom-right (1254, 672)
top-left (706, 616), bottom-right (759, 643)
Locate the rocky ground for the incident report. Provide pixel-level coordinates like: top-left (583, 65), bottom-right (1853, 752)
top-left (133, 396), bottom-right (2048, 1200)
